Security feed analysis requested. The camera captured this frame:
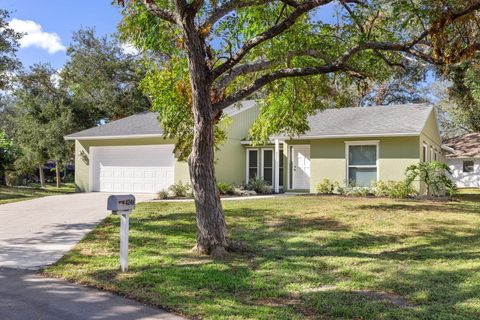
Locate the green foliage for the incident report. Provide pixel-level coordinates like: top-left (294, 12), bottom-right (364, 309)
top-left (0, 9), bottom-right (21, 90)
top-left (372, 180), bottom-right (417, 199)
top-left (245, 178), bottom-right (270, 194)
top-left (61, 28), bottom-right (150, 126)
top-left (217, 182), bottom-right (234, 196)
top-left (0, 130), bottom-right (17, 183)
top-left (345, 186), bottom-right (373, 197)
top-left (168, 181), bottom-right (192, 198)
top-left (315, 178), bottom-right (338, 195)
top-left (140, 58), bottom-right (230, 160)
top-left (14, 64), bottom-right (75, 174)
top-left (406, 161), bottom-right (455, 197)
top-left (156, 190), bottom-right (169, 200)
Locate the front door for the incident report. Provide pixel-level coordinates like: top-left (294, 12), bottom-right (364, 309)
top-left (292, 145), bottom-right (311, 190)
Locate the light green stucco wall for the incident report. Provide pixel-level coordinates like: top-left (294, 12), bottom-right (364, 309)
top-left (285, 136), bottom-right (421, 192)
top-left (74, 105), bottom-right (259, 192)
top-left (214, 106), bottom-right (259, 184)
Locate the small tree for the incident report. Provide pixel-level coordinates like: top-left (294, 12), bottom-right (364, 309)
top-left (0, 130), bottom-right (17, 186)
top-left (405, 161), bottom-right (455, 197)
top-left (14, 64), bottom-right (75, 188)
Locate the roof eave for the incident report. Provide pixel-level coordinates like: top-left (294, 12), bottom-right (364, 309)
top-left (272, 132), bottom-right (421, 140)
top-left (64, 133), bottom-right (164, 141)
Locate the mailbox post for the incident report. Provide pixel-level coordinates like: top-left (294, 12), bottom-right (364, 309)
top-left (107, 195), bottom-right (136, 272)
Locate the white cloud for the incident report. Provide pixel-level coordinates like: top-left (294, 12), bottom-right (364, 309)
top-left (120, 43), bottom-right (140, 55)
top-left (9, 19), bottom-right (66, 54)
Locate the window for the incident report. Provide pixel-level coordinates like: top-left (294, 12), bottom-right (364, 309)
top-left (262, 149), bottom-right (273, 185)
top-left (434, 149), bottom-right (438, 161)
top-left (463, 160), bottom-right (474, 173)
top-left (347, 143), bottom-right (378, 187)
top-left (422, 143), bottom-right (428, 162)
top-left (247, 148), bottom-right (283, 187)
top-left (247, 149), bottom-right (259, 181)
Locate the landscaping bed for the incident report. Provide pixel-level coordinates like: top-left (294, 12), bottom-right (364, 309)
top-left (45, 194), bottom-right (480, 319)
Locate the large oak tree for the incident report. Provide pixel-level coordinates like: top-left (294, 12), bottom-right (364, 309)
top-left (117, 0), bottom-right (480, 256)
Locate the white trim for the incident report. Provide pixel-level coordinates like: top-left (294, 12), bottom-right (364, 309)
top-left (65, 134), bottom-right (164, 141)
top-left (89, 147), bottom-right (96, 192)
top-left (441, 145), bottom-right (455, 153)
top-left (261, 148), bottom-right (274, 186)
top-left (241, 140), bottom-right (274, 145)
top-left (345, 141), bottom-right (380, 186)
top-left (422, 142), bottom-right (428, 162)
top-left (274, 139), bottom-right (280, 193)
top-left (246, 149), bottom-right (259, 183)
top-left (273, 133), bottom-right (418, 140)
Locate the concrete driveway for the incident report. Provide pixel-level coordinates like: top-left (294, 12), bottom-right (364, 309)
top-left (0, 192), bottom-right (153, 269)
top-left (0, 192), bottom-right (185, 320)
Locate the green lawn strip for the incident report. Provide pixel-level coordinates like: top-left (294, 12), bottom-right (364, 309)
top-left (44, 195), bottom-right (480, 319)
top-left (0, 183), bottom-right (76, 205)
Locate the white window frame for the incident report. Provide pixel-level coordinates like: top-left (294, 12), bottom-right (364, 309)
top-left (345, 141), bottom-right (379, 186)
top-left (261, 148), bottom-right (274, 186)
top-left (246, 149), bottom-right (259, 183)
top-left (430, 146), bottom-right (435, 162)
top-left (422, 142), bottom-right (428, 162)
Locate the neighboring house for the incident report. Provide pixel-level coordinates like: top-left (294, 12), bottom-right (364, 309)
top-left (442, 133), bottom-right (480, 188)
top-left (65, 102), bottom-right (442, 194)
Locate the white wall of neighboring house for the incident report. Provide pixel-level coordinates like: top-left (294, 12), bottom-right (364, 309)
top-left (446, 158), bottom-right (480, 188)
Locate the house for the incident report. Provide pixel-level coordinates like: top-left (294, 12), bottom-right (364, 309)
top-left (442, 133), bottom-right (480, 188)
top-left (65, 102), bottom-right (442, 194)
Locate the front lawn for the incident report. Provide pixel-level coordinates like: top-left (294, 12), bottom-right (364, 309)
top-left (45, 194), bottom-right (480, 319)
top-left (0, 183), bottom-right (75, 205)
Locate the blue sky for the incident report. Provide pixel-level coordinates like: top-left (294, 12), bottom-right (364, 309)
top-left (1, 0), bottom-right (123, 69)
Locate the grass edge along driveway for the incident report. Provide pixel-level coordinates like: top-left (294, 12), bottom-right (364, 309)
top-left (0, 184), bottom-right (75, 205)
top-left (45, 193), bottom-right (480, 319)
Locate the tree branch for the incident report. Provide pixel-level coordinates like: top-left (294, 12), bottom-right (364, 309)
top-left (142, 0), bottom-right (179, 24)
top-left (211, 0), bottom-right (337, 79)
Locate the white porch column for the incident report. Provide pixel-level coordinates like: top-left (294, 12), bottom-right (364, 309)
top-left (274, 138), bottom-right (280, 193)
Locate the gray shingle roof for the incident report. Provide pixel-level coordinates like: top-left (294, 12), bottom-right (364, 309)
top-left (296, 103), bottom-right (433, 138)
top-left (65, 101), bottom-right (257, 140)
top-left (65, 112), bottom-right (163, 139)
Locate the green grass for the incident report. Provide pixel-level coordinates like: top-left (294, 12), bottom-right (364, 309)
top-left (0, 183), bottom-right (76, 205)
top-left (45, 193), bottom-right (480, 319)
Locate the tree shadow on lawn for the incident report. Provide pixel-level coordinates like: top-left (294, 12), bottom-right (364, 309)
top-left (53, 204), bottom-right (480, 319)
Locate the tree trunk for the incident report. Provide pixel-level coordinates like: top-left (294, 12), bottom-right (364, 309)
top-left (38, 164), bottom-right (45, 188)
top-left (181, 16), bottom-right (228, 257)
top-left (55, 161), bottom-right (61, 188)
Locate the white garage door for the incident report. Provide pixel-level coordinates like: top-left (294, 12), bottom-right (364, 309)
top-left (90, 145), bottom-right (175, 193)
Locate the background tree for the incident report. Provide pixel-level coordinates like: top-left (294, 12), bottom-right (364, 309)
top-left (0, 9), bottom-right (21, 89)
top-left (15, 64), bottom-right (74, 188)
top-left (117, 0), bottom-right (480, 256)
top-left (0, 130), bottom-right (17, 186)
top-left (61, 28), bottom-right (151, 127)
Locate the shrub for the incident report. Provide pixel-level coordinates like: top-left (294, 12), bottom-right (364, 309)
top-left (168, 181), bottom-right (192, 198)
top-left (388, 181), bottom-right (417, 199)
top-left (372, 180), bottom-right (390, 197)
top-left (406, 161), bottom-right (455, 197)
top-left (346, 186), bottom-right (372, 197)
top-left (157, 190), bottom-right (169, 199)
top-left (316, 178), bottom-right (337, 194)
top-left (373, 180), bottom-right (417, 199)
top-left (217, 182), bottom-right (234, 195)
top-left (246, 178), bottom-right (271, 194)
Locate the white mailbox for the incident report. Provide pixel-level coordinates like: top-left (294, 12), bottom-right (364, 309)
top-left (107, 194), bottom-right (136, 213)
top-left (107, 194), bottom-right (136, 272)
